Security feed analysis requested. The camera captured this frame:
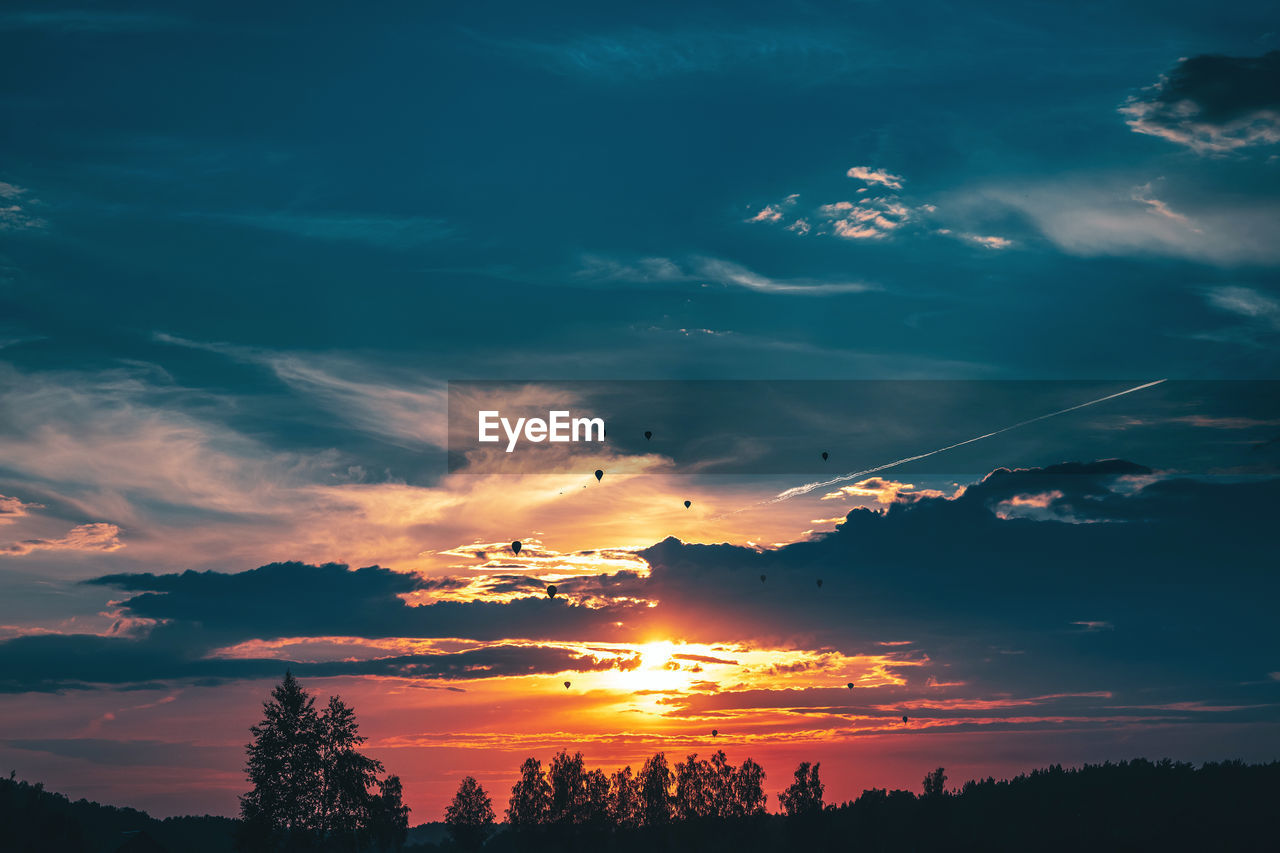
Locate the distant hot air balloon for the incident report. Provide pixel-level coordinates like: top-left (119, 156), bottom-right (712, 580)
top-left (644, 431), bottom-right (653, 440)
top-left (511, 541), bottom-right (521, 555)
top-left (822, 451), bottom-right (829, 461)
top-left (547, 584), bottom-right (557, 599)
top-left (594, 469), bottom-right (604, 481)
top-left (847, 683), bottom-right (854, 690)
top-left (711, 729), bottom-right (718, 737)
top-left (816, 579), bottom-right (824, 588)
top-left (684, 500), bottom-right (691, 509)
top-left (902, 715), bottom-right (909, 724)
top-left (760, 574), bottom-right (766, 583)
top-left (564, 681), bottom-right (571, 690)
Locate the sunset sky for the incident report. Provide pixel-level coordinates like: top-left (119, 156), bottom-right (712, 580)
top-left (2, 0), bottom-right (1279, 822)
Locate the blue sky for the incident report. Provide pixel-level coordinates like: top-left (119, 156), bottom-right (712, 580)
top-left (3, 1), bottom-right (1279, 383)
top-left (0, 0), bottom-right (1278, 818)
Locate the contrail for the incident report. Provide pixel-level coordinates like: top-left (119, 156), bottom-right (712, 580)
top-left (761, 379), bottom-right (1167, 505)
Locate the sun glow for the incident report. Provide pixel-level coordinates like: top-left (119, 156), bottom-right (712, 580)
top-left (589, 640), bottom-right (703, 696)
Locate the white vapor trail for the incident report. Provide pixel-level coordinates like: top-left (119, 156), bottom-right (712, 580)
top-left (764, 379), bottom-right (1167, 505)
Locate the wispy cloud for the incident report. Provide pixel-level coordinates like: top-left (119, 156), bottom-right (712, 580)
top-left (197, 211), bottom-right (451, 248)
top-left (154, 334), bottom-right (449, 448)
top-left (1131, 181), bottom-right (1197, 228)
top-left (746, 194), bottom-right (798, 223)
top-left (0, 181), bottom-right (47, 232)
top-left (1206, 286), bottom-right (1280, 331)
top-left (696, 258), bottom-right (875, 294)
top-left (955, 232), bottom-right (1013, 250)
top-left (0, 494), bottom-right (41, 522)
top-left (0, 522), bottom-right (123, 557)
top-left (973, 180), bottom-right (1280, 265)
top-left (846, 166), bottom-right (904, 190)
top-left (575, 254), bottom-right (875, 295)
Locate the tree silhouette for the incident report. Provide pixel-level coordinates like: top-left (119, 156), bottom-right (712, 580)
top-left (444, 777), bottom-right (494, 851)
top-left (237, 672), bottom-right (407, 851)
top-left (707, 751), bottom-right (736, 818)
top-left (779, 762), bottom-right (824, 818)
top-left (506, 757), bottom-right (551, 828)
top-left (671, 751), bottom-right (769, 822)
top-left (547, 751), bottom-right (585, 824)
top-left (239, 671), bottom-right (323, 847)
top-left (583, 768), bottom-right (611, 825)
top-left (547, 750), bottom-right (609, 825)
top-left (674, 754), bottom-right (711, 820)
top-left (638, 752), bottom-right (674, 826)
top-left (922, 767), bottom-right (948, 799)
top-left (607, 766), bottom-right (641, 828)
top-left (731, 758), bottom-right (768, 818)
top-left (319, 695), bottom-right (385, 840)
top-left (367, 775), bottom-right (409, 852)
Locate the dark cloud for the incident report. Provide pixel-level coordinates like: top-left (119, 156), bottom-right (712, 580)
top-left (6, 562), bottom-right (646, 691)
top-left (88, 562), bottom-right (422, 629)
top-left (304, 644), bottom-right (641, 681)
top-left (1123, 51), bottom-right (1280, 153)
top-left (0, 632), bottom-right (639, 693)
top-left (635, 462), bottom-right (1280, 700)
top-left (87, 561), bottom-right (643, 646)
top-left (474, 574), bottom-right (554, 596)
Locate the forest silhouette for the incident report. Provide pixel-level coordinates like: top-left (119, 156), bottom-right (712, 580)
top-left (3, 673), bottom-right (1277, 852)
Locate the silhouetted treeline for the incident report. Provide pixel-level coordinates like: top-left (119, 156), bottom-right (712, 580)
top-left (9, 677), bottom-right (1280, 853)
top-left (421, 756), bottom-right (1280, 853)
top-left (436, 749), bottom-right (772, 852)
top-left (6, 757), bottom-right (1279, 852)
top-left (0, 772), bottom-right (237, 853)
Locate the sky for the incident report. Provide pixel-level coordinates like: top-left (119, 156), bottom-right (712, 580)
top-left (1, 0), bottom-right (1279, 822)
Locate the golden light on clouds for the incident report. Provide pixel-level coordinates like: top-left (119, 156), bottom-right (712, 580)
top-left (207, 634), bottom-right (926, 740)
top-left (820, 477), bottom-right (950, 505)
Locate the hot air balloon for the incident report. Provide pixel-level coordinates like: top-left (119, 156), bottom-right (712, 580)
top-left (760, 574), bottom-right (766, 583)
top-left (816, 579), bottom-right (824, 588)
top-left (711, 729), bottom-right (718, 737)
top-left (644, 431), bottom-right (652, 440)
top-left (594, 469), bottom-right (603, 481)
top-left (564, 681), bottom-right (571, 690)
top-left (684, 500), bottom-right (691, 509)
top-left (847, 683), bottom-right (854, 690)
top-left (546, 584), bottom-right (557, 599)
top-left (902, 715), bottom-right (909, 724)
top-left (822, 451), bottom-right (829, 461)
top-left (511, 541), bottom-right (521, 555)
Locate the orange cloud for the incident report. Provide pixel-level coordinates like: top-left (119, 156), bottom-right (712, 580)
top-left (0, 522), bottom-right (123, 556)
top-left (821, 478), bottom-right (946, 505)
